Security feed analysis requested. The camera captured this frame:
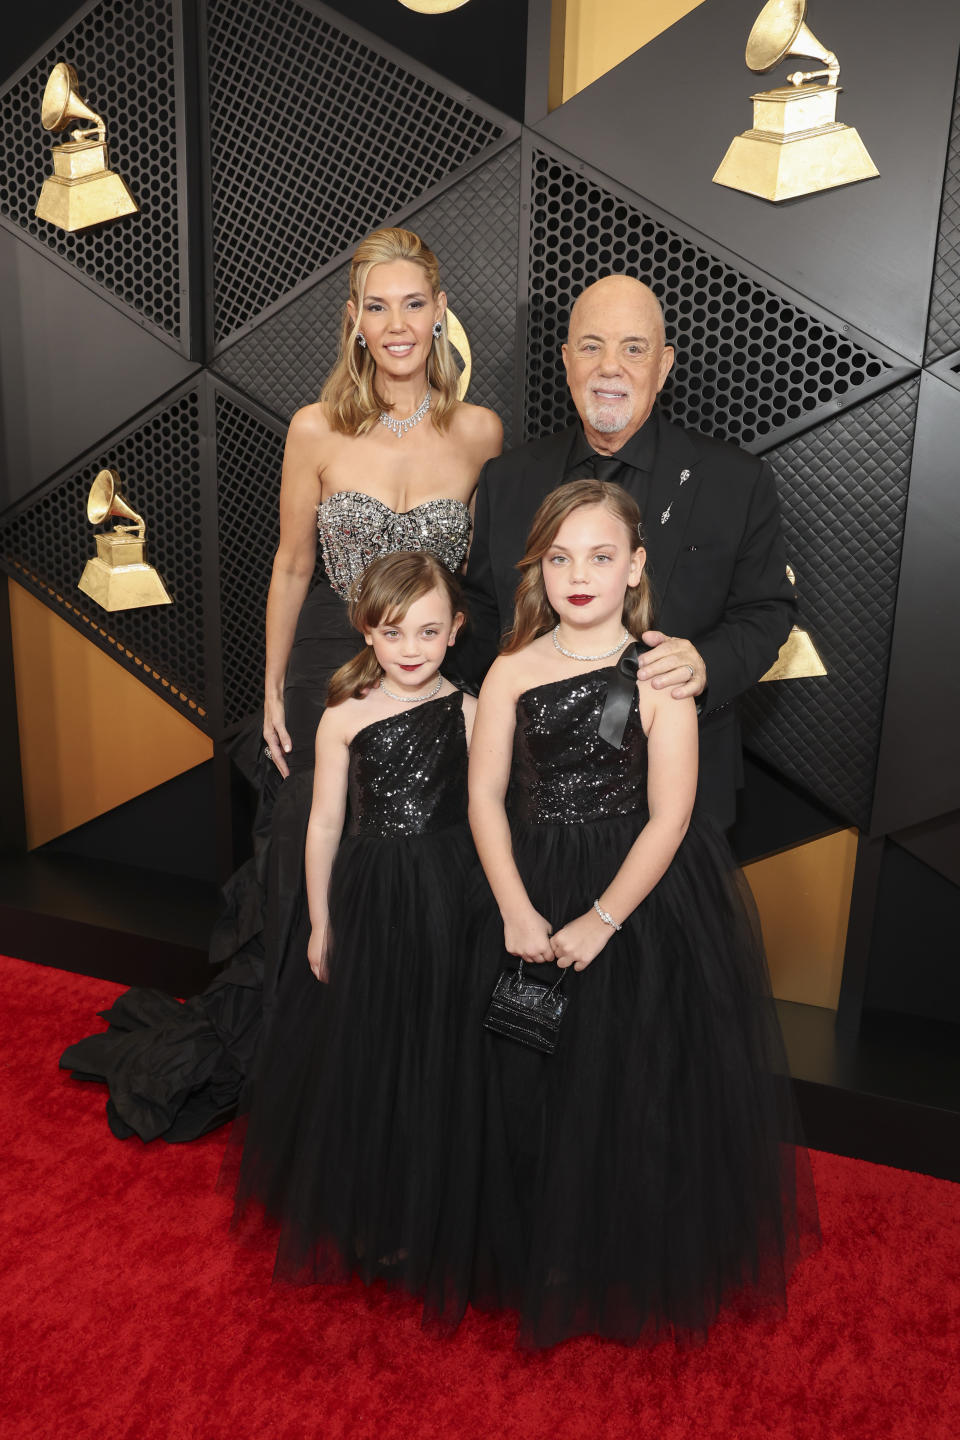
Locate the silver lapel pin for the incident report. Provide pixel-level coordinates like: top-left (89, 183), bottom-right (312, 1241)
top-left (660, 502), bottom-right (673, 525)
top-left (680, 468), bottom-right (690, 485)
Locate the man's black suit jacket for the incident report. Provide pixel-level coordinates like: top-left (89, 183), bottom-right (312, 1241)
top-left (455, 410), bottom-right (795, 828)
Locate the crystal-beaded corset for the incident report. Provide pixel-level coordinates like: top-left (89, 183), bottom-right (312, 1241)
top-left (316, 491), bottom-right (472, 599)
top-left (347, 693), bottom-right (468, 839)
top-left (509, 671), bottom-right (648, 826)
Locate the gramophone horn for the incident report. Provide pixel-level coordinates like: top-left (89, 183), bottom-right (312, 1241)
top-left (87, 470), bottom-right (145, 533)
top-left (41, 61), bottom-right (104, 135)
top-left (745, 0), bottom-right (837, 77)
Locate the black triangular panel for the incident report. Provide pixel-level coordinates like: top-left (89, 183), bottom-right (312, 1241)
top-left (741, 377), bottom-right (920, 830)
top-left (214, 142), bottom-right (522, 447)
top-left (213, 386), bottom-right (286, 729)
top-left (926, 61), bottom-right (960, 364)
top-left (523, 141), bottom-right (896, 452)
top-left (0, 0), bottom-right (189, 350)
top-left (0, 231), bottom-right (197, 505)
top-left (0, 383), bottom-right (209, 727)
top-left (207, 0), bottom-right (515, 345)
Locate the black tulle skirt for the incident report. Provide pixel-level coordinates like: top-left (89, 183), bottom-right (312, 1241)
top-left (232, 819), bottom-right (478, 1295)
top-left (425, 812), bottom-right (820, 1350)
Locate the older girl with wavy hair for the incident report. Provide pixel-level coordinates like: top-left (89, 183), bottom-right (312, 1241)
top-left (427, 479), bottom-right (818, 1350)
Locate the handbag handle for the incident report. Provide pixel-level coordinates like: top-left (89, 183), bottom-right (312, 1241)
top-left (512, 958), bottom-right (566, 1006)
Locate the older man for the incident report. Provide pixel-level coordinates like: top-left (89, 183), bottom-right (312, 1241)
top-left (456, 274), bottom-right (794, 827)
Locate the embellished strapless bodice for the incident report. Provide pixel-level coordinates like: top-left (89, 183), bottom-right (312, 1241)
top-left (316, 491), bottom-right (472, 599)
top-left (347, 693), bottom-right (468, 839)
top-left (509, 670), bottom-right (648, 825)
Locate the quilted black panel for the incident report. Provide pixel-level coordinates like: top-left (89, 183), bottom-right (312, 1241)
top-left (213, 143), bottom-right (521, 447)
top-left (524, 144), bottom-right (890, 449)
top-left (206, 0), bottom-right (507, 344)
top-left (926, 62), bottom-right (960, 364)
top-left (215, 392), bottom-right (286, 729)
top-left (0, 0), bottom-right (185, 344)
top-left (0, 387), bottom-right (208, 725)
top-left (741, 378), bottom-right (921, 830)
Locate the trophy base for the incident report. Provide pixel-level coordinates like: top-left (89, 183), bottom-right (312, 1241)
top-left (35, 169), bottom-right (138, 232)
top-left (713, 124), bottom-right (879, 202)
top-left (760, 626), bottom-right (828, 682)
top-left (78, 556), bottom-right (172, 611)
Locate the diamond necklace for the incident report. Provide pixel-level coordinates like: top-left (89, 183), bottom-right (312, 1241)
top-left (379, 673), bottom-right (444, 704)
top-left (552, 624), bottom-right (631, 662)
top-left (379, 390), bottom-right (430, 438)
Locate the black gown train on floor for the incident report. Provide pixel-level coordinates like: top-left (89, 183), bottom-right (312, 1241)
top-left (60, 493), bottom-right (472, 1142)
top-left (424, 668), bottom-right (820, 1349)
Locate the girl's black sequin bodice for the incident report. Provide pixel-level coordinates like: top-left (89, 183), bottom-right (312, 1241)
top-left (347, 692), bottom-right (467, 839)
top-left (509, 669), bottom-right (647, 825)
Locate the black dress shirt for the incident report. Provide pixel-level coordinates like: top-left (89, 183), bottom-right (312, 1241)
top-left (564, 410), bottom-right (659, 527)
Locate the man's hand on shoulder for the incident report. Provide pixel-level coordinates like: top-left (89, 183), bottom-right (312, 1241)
top-left (638, 631), bottom-right (706, 700)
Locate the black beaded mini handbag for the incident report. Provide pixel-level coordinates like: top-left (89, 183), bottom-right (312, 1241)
top-left (483, 961), bottom-right (568, 1054)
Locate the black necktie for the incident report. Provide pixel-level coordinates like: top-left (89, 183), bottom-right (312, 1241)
top-left (588, 454), bottom-right (623, 484)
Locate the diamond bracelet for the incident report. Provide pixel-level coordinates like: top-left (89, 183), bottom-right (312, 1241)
top-left (593, 899), bottom-right (622, 932)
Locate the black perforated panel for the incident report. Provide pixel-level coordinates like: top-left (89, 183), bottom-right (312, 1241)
top-left (926, 62), bottom-right (960, 365)
top-left (215, 392), bottom-right (286, 728)
top-left (207, 0), bottom-right (506, 345)
top-left (524, 147), bottom-right (890, 449)
top-left (741, 378), bottom-right (920, 831)
top-left (0, 388), bottom-right (207, 724)
top-left (214, 143), bottom-right (521, 446)
top-left (0, 0), bottom-right (185, 344)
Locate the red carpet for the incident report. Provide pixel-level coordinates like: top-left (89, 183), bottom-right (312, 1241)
top-left (1, 953), bottom-right (957, 1440)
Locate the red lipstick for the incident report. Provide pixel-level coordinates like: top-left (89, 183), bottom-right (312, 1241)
top-left (568, 595), bottom-right (594, 606)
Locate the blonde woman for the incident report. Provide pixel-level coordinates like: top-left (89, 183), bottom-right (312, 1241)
top-left (62, 229), bottom-right (500, 1143)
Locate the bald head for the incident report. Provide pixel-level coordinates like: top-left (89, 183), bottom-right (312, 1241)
top-left (567, 275), bottom-right (666, 348)
top-left (562, 275), bottom-right (674, 453)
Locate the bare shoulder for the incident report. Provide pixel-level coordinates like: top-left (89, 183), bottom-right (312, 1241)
top-left (480, 650), bottom-right (531, 703)
top-left (316, 694), bottom-right (363, 748)
top-left (287, 401), bottom-right (332, 442)
top-left (637, 678), bottom-right (696, 738)
top-left (449, 400), bottom-right (503, 452)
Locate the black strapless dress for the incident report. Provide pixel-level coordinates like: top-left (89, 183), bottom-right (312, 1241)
top-left (60, 494), bottom-right (471, 1142)
top-left (232, 692), bottom-right (475, 1295)
top-left (426, 670), bottom-right (820, 1350)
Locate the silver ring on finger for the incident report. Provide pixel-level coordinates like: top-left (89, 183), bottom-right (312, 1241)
top-left (264, 745), bottom-right (272, 759)
top-left (684, 664), bottom-right (695, 679)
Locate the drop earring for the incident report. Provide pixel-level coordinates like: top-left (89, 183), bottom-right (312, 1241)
top-left (357, 333), bottom-right (367, 349)
top-left (432, 320), bottom-right (442, 340)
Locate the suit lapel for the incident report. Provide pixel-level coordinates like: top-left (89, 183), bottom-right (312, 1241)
top-left (644, 413), bottom-right (702, 603)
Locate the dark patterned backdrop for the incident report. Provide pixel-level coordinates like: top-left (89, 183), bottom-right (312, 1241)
top-left (1, 0), bottom-right (958, 843)
top-left (0, 0), bottom-right (189, 349)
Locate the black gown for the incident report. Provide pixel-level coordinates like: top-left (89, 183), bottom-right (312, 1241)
top-left (60, 492), bottom-right (472, 1142)
top-left (426, 669), bottom-right (820, 1350)
top-left (232, 692), bottom-right (475, 1294)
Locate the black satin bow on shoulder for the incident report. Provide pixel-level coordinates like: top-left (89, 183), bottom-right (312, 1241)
top-left (598, 641), bottom-right (647, 749)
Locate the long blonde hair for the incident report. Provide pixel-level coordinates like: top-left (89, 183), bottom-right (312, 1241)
top-left (321, 228), bottom-right (461, 435)
top-left (501, 479), bottom-right (655, 655)
top-left (326, 551), bottom-right (465, 705)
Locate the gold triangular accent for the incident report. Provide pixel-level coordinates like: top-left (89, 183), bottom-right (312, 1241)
top-left (760, 626), bottom-right (828, 682)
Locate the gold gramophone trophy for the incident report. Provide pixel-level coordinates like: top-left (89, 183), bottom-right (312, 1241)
top-left (713, 0), bottom-right (878, 203)
top-left (77, 470), bottom-right (171, 611)
top-left (760, 566), bottom-right (827, 680)
top-left (35, 62), bottom-right (138, 231)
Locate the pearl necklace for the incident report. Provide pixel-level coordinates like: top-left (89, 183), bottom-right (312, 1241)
top-left (552, 624), bottom-right (631, 662)
top-left (379, 391), bottom-right (430, 438)
top-left (379, 674), bottom-right (444, 704)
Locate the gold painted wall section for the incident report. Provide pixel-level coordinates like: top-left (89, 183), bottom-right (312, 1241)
top-left (744, 828), bottom-right (859, 1010)
top-left (8, 579), bottom-right (213, 849)
top-left (560, 0), bottom-right (709, 103)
